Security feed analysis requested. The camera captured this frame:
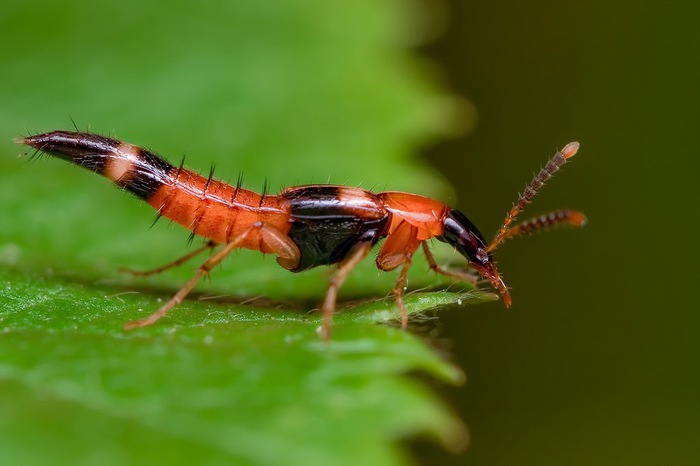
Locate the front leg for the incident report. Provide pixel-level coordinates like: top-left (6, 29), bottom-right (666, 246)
top-left (376, 220), bottom-right (422, 329)
top-left (421, 242), bottom-right (478, 286)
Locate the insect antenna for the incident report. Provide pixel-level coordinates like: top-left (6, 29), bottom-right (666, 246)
top-left (485, 142), bottom-right (582, 253)
top-left (496, 209), bottom-right (587, 243)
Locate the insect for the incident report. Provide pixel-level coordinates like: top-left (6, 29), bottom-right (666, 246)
top-left (18, 131), bottom-right (586, 339)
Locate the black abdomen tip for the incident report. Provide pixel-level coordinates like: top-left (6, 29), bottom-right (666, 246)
top-left (19, 131), bottom-right (120, 159)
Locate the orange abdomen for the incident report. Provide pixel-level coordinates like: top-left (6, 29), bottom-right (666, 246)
top-left (148, 169), bottom-right (291, 249)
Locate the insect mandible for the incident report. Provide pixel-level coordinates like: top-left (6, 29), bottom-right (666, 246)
top-left (18, 131), bottom-right (586, 339)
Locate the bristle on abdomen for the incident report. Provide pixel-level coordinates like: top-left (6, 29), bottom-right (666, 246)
top-left (20, 131), bottom-right (174, 200)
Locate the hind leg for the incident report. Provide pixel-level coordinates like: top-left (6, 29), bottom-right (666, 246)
top-left (119, 241), bottom-right (217, 277)
top-left (124, 223), bottom-right (300, 330)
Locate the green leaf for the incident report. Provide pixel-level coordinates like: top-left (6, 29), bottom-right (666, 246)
top-left (0, 1), bottom-right (491, 465)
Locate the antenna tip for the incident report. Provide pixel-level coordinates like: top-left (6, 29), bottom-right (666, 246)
top-left (569, 210), bottom-right (588, 227)
top-left (561, 141), bottom-right (580, 159)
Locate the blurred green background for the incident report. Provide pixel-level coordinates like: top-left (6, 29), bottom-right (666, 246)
top-left (416, 1), bottom-right (699, 465)
top-left (0, 0), bottom-right (698, 465)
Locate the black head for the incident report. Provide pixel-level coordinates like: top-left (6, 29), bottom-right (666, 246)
top-left (439, 209), bottom-right (511, 306)
top-left (440, 209), bottom-right (489, 265)
top-left (435, 142), bottom-right (586, 308)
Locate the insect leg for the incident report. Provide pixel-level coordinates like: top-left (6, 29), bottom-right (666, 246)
top-left (123, 223), bottom-right (300, 330)
top-left (258, 224), bottom-right (301, 271)
top-left (421, 242), bottom-right (478, 286)
top-left (376, 220), bottom-right (423, 328)
top-left (119, 241), bottom-right (218, 277)
top-left (320, 241), bottom-right (373, 341)
top-left (123, 226), bottom-right (259, 330)
top-left (391, 256), bottom-right (413, 329)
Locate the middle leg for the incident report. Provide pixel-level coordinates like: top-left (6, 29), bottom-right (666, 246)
top-left (320, 241), bottom-right (373, 341)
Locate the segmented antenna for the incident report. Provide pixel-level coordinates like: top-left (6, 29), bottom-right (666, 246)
top-left (485, 142), bottom-right (580, 253)
top-left (499, 209), bottom-right (587, 242)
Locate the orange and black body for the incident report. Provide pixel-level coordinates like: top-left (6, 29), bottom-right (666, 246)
top-left (19, 131), bottom-right (585, 338)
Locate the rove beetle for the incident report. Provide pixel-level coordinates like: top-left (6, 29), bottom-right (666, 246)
top-left (18, 131), bottom-right (585, 339)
